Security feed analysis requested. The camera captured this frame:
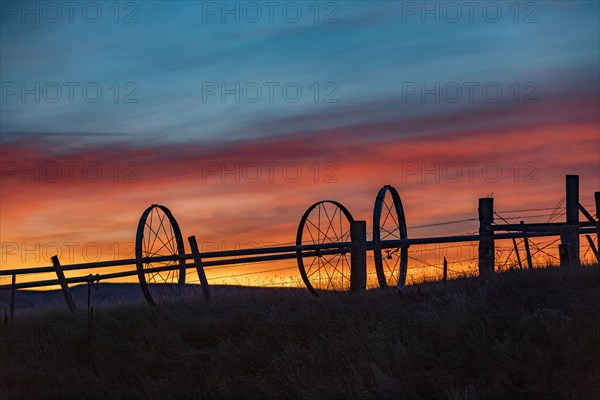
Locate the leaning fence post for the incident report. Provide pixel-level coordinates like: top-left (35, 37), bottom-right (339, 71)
top-left (350, 220), bottom-right (367, 293)
top-left (188, 236), bottom-right (212, 304)
top-left (520, 221), bottom-right (533, 270)
top-left (478, 198), bottom-right (495, 277)
top-left (51, 255), bottom-right (77, 313)
top-left (511, 237), bottom-right (523, 270)
top-left (584, 235), bottom-right (599, 264)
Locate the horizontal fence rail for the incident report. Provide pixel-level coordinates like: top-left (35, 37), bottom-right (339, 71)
top-left (1, 176), bottom-right (598, 315)
top-left (1, 228), bottom-right (597, 291)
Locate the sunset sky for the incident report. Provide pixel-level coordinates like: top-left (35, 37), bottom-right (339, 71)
top-left (1, 1), bottom-right (599, 287)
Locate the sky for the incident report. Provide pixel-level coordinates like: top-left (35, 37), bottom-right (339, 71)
top-left (1, 1), bottom-right (599, 288)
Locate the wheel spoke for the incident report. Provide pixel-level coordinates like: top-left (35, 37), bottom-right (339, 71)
top-left (146, 220), bottom-right (170, 257)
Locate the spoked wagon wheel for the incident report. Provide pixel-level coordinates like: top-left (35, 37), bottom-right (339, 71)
top-left (296, 200), bottom-right (354, 296)
top-left (373, 185), bottom-right (409, 289)
top-left (136, 204), bottom-right (187, 306)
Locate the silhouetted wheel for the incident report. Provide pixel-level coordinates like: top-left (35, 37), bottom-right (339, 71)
top-left (135, 204), bottom-right (186, 305)
top-left (296, 200), bottom-right (354, 296)
top-left (373, 185), bottom-right (409, 288)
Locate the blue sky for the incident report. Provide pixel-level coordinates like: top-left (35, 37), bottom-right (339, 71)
top-left (1, 1), bottom-right (599, 275)
top-left (1, 1), bottom-right (598, 144)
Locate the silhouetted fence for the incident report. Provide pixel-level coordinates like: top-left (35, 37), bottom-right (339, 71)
top-left (1, 175), bottom-right (598, 313)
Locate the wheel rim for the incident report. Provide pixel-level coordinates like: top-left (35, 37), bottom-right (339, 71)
top-left (373, 185), bottom-right (409, 288)
top-left (135, 204), bottom-right (186, 305)
top-left (296, 200), bottom-right (354, 295)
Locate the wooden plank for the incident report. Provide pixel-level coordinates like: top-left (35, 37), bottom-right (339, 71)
top-left (521, 221), bottom-right (533, 270)
top-left (350, 221), bottom-right (367, 292)
top-left (584, 235), bottom-right (599, 264)
top-left (491, 221), bottom-right (595, 232)
top-left (188, 236), bottom-right (212, 304)
top-left (511, 237), bottom-right (523, 270)
top-left (579, 203), bottom-right (595, 223)
top-left (51, 256), bottom-right (77, 313)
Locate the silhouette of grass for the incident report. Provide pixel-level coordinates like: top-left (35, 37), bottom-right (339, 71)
top-left (1, 265), bottom-right (599, 399)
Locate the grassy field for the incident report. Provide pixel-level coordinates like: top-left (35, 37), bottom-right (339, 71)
top-left (1, 266), bottom-right (599, 399)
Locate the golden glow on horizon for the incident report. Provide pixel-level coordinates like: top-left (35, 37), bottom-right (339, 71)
top-left (1, 123), bottom-right (599, 290)
top-left (2, 239), bottom-right (597, 292)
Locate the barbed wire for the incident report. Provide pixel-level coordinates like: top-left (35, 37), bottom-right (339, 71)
top-left (209, 266), bottom-right (298, 281)
top-left (492, 212), bottom-right (566, 221)
top-left (408, 218), bottom-right (478, 230)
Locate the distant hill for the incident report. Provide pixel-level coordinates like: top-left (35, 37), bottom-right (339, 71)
top-left (0, 282), bottom-right (309, 312)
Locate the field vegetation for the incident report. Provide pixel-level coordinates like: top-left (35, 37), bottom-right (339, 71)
top-left (1, 266), bottom-right (599, 399)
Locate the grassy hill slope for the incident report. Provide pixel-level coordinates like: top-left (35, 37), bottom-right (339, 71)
top-left (1, 266), bottom-right (599, 399)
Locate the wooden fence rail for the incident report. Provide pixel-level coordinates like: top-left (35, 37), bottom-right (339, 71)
top-left (1, 175), bottom-right (598, 313)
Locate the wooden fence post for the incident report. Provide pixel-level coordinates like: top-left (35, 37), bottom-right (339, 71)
top-left (10, 274), bottom-right (16, 319)
top-left (558, 244), bottom-right (569, 268)
top-left (478, 198), bottom-right (495, 277)
top-left (188, 236), bottom-right (212, 304)
top-left (51, 255), bottom-right (77, 313)
top-left (563, 175), bottom-right (580, 268)
top-left (443, 257), bottom-right (448, 283)
top-left (350, 221), bottom-right (367, 292)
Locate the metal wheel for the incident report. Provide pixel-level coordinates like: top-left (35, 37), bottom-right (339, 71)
top-left (135, 204), bottom-right (186, 305)
top-left (373, 185), bottom-right (409, 288)
top-left (296, 200), bottom-right (354, 296)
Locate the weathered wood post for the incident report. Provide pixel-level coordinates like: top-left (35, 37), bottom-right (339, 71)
top-left (443, 257), bottom-right (448, 283)
top-left (350, 220), bottom-right (367, 293)
top-left (51, 255), bottom-right (77, 313)
top-left (10, 274), bottom-right (16, 319)
top-left (521, 221), bottom-right (533, 270)
top-left (561, 175), bottom-right (580, 268)
top-left (478, 198), bottom-right (495, 277)
top-left (188, 236), bottom-right (212, 304)
top-left (558, 244), bottom-right (569, 268)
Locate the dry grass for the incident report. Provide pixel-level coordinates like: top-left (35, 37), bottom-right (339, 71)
top-left (1, 266), bottom-right (599, 399)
